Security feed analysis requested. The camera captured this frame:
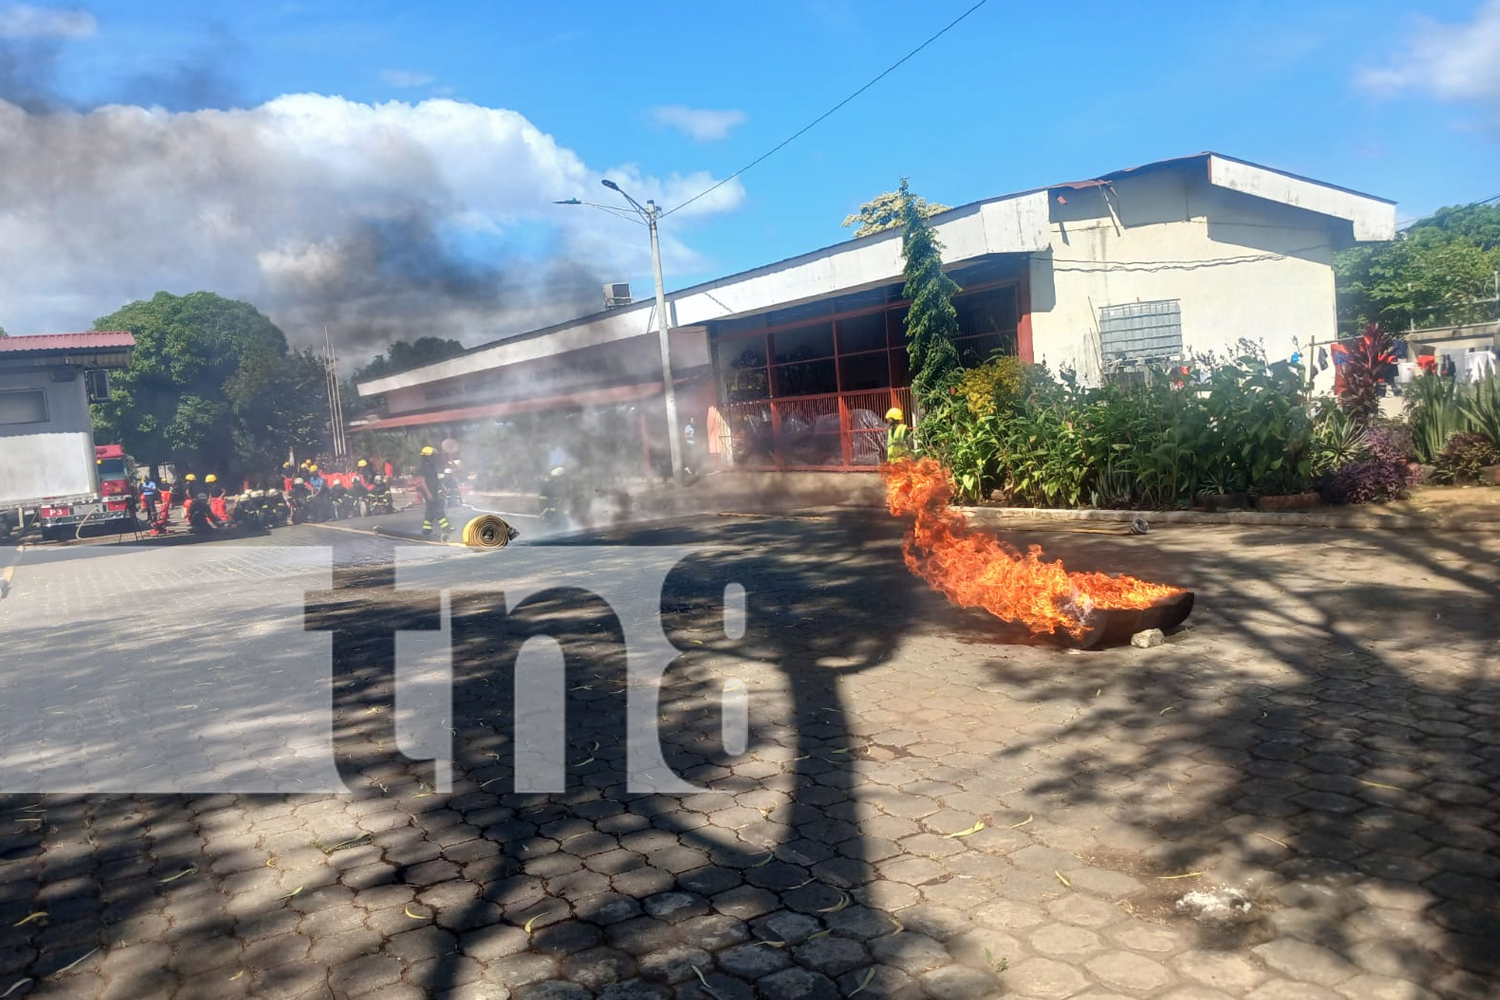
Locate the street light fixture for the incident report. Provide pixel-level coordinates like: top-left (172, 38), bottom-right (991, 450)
top-left (556, 180), bottom-right (684, 487)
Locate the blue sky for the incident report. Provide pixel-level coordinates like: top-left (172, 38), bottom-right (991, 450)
top-left (4, 0), bottom-right (1498, 350)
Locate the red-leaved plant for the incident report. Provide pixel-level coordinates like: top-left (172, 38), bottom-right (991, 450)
top-left (1338, 323), bottom-right (1395, 425)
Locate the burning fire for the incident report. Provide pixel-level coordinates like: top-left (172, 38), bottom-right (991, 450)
top-left (883, 457), bottom-right (1183, 640)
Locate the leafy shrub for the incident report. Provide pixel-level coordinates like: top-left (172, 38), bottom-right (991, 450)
top-left (1310, 404), bottom-right (1368, 475)
top-left (1405, 373), bottom-right (1468, 464)
top-left (1364, 420), bottom-right (1414, 464)
top-left (1202, 355), bottom-right (1313, 496)
top-left (996, 399), bottom-right (1088, 507)
top-left (956, 355), bottom-right (1027, 419)
top-left (922, 345), bottom-right (1323, 508)
top-left (1433, 432), bottom-right (1500, 484)
top-left (1457, 374), bottom-right (1500, 451)
top-left (1317, 460), bottom-right (1412, 505)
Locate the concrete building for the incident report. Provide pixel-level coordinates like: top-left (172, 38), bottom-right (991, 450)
top-left (354, 152), bottom-right (1394, 479)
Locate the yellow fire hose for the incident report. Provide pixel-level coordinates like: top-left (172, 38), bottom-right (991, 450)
top-left (460, 513), bottom-right (516, 549)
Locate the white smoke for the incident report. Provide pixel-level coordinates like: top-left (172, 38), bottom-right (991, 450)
top-left (0, 92), bottom-right (745, 354)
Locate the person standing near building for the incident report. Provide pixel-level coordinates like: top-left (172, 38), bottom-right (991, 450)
top-left (140, 474), bottom-right (160, 522)
top-left (416, 445), bottom-right (452, 541)
top-left (885, 407), bottom-right (910, 462)
top-left (706, 405), bottom-right (729, 471)
top-left (682, 417), bottom-right (696, 475)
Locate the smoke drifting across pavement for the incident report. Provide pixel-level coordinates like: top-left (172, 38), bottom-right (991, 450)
top-left (0, 11), bottom-right (745, 359)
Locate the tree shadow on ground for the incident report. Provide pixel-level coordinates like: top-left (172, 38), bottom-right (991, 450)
top-left (0, 511), bottom-right (1019, 999)
top-left (976, 524), bottom-right (1500, 1000)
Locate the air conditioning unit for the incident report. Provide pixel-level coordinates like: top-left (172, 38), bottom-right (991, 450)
top-left (604, 282), bottom-right (633, 309)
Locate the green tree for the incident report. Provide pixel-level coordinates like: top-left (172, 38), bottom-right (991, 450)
top-left (345, 336), bottom-right (467, 425)
top-left (1337, 202), bottom-right (1500, 332)
top-left (899, 178), bottom-right (962, 412)
top-left (843, 187), bottom-right (950, 238)
top-left (91, 291), bottom-right (328, 477)
top-left (0, 325), bottom-right (8, 338)
top-left (354, 336), bottom-right (466, 382)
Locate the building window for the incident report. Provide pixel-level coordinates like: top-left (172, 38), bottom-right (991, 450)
top-left (723, 341), bottom-right (769, 403)
top-left (1098, 300), bottom-right (1183, 363)
top-left (712, 268), bottom-right (1022, 469)
top-left (953, 286), bottom-right (1019, 366)
top-left (0, 389), bottom-right (48, 425)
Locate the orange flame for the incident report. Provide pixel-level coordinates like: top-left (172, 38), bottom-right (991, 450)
top-left (882, 457), bottom-right (1183, 639)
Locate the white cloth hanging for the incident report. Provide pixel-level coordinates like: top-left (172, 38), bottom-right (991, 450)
top-left (1463, 351), bottom-right (1496, 383)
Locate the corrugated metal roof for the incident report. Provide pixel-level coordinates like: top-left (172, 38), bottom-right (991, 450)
top-left (0, 331), bottom-right (136, 352)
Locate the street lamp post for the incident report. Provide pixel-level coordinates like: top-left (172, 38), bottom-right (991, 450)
top-left (557, 181), bottom-right (685, 487)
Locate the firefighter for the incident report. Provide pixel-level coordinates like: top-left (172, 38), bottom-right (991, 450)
top-left (885, 407), bottom-right (911, 462)
top-left (366, 475), bottom-right (393, 515)
top-left (206, 474), bottom-right (230, 524)
top-left (349, 464), bottom-right (370, 515)
top-left (180, 474), bottom-right (200, 516)
top-left (187, 490), bottom-right (223, 534)
top-left (169, 475), bottom-right (190, 511)
top-left (415, 445), bottom-right (452, 541)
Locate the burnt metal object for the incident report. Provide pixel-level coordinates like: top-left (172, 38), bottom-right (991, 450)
top-left (1054, 590), bottom-right (1195, 650)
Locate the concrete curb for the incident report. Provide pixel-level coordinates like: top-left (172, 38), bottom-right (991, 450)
top-left (956, 504), bottom-right (1500, 532)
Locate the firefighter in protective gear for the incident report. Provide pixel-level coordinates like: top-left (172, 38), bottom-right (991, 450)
top-left (206, 474), bottom-right (230, 524)
top-left (366, 475), bottom-right (394, 515)
top-left (885, 406), bottom-right (911, 462)
top-left (188, 491), bottom-right (223, 534)
top-left (415, 447), bottom-right (451, 540)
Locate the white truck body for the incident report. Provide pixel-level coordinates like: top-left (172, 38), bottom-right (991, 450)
top-left (0, 332), bottom-right (137, 540)
top-left (0, 366), bottom-right (101, 511)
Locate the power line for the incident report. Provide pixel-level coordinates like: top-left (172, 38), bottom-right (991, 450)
top-left (1396, 192), bottom-right (1500, 232)
top-left (1049, 244), bottom-right (1332, 273)
top-left (661, 0), bottom-right (994, 219)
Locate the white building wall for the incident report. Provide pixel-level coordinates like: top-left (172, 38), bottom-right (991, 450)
top-left (1027, 171), bottom-right (1344, 385)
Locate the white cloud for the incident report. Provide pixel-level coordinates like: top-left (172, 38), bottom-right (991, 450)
top-left (380, 69), bottom-right (435, 89)
top-left (1357, 0), bottom-right (1500, 103)
top-left (0, 94), bottom-right (746, 354)
top-left (0, 3), bottom-right (96, 38)
top-left (650, 105), bottom-right (747, 141)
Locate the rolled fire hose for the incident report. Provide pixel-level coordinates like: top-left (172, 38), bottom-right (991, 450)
top-left (461, 514), bottom-right (516, 549)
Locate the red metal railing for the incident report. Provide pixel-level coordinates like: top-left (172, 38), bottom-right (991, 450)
top-left (724, 387), bottom-right (912, 471)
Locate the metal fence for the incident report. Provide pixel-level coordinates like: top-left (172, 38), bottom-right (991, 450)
top-left (723, 387), bottom-right (913, 470)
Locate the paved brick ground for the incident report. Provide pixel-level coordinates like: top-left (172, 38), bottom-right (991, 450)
top-left (0, 514), bottom-right (1497, 1000)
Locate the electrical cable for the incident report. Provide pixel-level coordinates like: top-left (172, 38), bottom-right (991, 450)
top-left (1397, 192), bottom-right (1500, 232)
top-left (661, 0), bottom-right (994, 219)
top-left (1047, 244), bottom-right (1332, 273)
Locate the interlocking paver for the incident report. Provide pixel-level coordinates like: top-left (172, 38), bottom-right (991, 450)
top-left (6, 518), bottom-right (1500, 1000)
top-left (1003, 956), bottom-right (1094, 999)
top-left (757, 966), bottom-right (841, 1000)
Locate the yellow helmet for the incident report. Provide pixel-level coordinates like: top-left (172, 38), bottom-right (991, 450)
top-left (185, 473), bottom-right (197, 482)
top-left (308, 465), bottom-right (318, 472)
top-left (421, 445), bottom-right (435, 456)
top-left (357, 459), bottom-right (368, 468)
top-left (205, 474), bottom-right (218, 484)
top-left (885, 406), bottom-right (904, 422)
